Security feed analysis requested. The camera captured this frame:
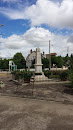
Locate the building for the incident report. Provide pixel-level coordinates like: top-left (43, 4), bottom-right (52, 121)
top-left (26, 49), bottom-right (36, 68)
top-left (26, 49), bottom-right (46, 68)
top-left (26, 49), bottom-right (57, 68)
top-left (46, 53), bottom-right (57, 59)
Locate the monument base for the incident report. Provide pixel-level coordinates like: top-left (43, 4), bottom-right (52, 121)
top-left (31, 72), bottom-right (49, 82)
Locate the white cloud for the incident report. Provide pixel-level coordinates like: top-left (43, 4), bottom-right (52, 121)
top-left (24, 0), bottom-right (73, 28)
top-left (0, 0), bottom-right (73, 29)
top-left (0, 27), bottom-right (72, 58)
top-left (0, 7), bottom-right (25, 19)
top-left (0, 34), bottom-right (28, 49)
top-left (67, 34), bottom-right (73, 43)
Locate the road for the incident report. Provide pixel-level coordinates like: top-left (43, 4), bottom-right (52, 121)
top-left (0, 95), bottom-right (73, 130)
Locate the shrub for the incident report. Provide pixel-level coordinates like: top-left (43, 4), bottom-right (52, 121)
top-left (52, 70), bottom-right (60, 75)
top-left (11, 70), bottom-right (33, 82)
top-left (44, 70), bottom-right (51, 78)
top-left (59, 70), bottom-right (69, 81)
top-left (69, 73), bottom-right (73, 87)
top-left (11, 71), bottom-right (20, 80)
top-left (21, 70), bottom-right (33, 81)
top-left (15, 71), bottom-right (20, 80)
top-left (52, 71), bottom-right (57, 75)
top-left (11, 71), bottom-right (16, 75)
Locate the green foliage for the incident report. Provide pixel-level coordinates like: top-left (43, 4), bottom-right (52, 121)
top-left (52, 70), bottom-right (60, 75)
top-left (44, 70), bottom-right (51, 78)
top-left (0, 52), bottom-right (26, 70)
top-left (51, 56), bottom-right (64, 68)
top-left (42, 58), bottom-right (49, 69)
top-left (69, 73), bottom-right (73, 87)
top-left (11, 70), bottom-right (20, 80)
top-left (13, 52), bottom-right (26, 69)
top-left (11, 70), bottom-right (33, 81)
top-left (51, 56), bottom-right (57, 66)
top-left (21, 70), bottom-right (33, 80)
top-left (44, 70), bottom-right (69, 80)
top-left (69, 54), bottom-right (73, 87)
top-left (11, 71), bottom-right (16, 75)
top-left (59, 70), bottom-right (69, 81)
top-left (63, 54), bottom-right (70, 67)
top-left (57, 56), bottom-right (64, 68)
top-left (70, 54), bottom-right (73, 71)
top-left (0, 58), bottom-right (9, 70)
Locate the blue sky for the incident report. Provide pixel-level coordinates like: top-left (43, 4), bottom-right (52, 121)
top-left (0, 0), bottom-right (73, 58)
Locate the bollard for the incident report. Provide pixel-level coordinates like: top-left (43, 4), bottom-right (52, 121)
top-left (0, 81), bottom-right (5, 88)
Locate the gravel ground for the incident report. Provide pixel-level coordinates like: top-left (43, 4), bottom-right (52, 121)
top-left (0, 96), bottom-right (73, 130)
top-left (0, 73), bottom-right (73, 129)
top-left (0, 73), bottom-right (73, 103)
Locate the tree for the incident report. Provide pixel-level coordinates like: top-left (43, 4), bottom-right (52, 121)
top-left (42, 58), bottom-right (49, 69)
top-left (70, 54), bottom-right (73, 71)
top-left (63, 54), bottom-right (70, 67)
top-left (51, 56), bottom-right (58, 67)
top-left (0, 58), bottom-right (9, 70)
top-left (51, 56), bottom-right (64, 68)
top-left (3, 59), bottom-right (9, 69)
top-left (0, 59), bottom-right (3, 70)
top-left (13, 52), bottom-right (26, 69)
top-left (69, 54), bottom-right (73, 87)
top-left (57, 56), bottom-right (64, 68)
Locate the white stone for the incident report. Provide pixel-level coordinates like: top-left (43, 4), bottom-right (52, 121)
top-left (34, 48), bottom-right (48, 82)
top-left (34, 72), bottom-right (49, 82)
top-left (35, 48), bottom-right (43, 73)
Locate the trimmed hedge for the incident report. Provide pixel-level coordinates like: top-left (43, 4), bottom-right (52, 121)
top-left (43, 70), bottom-right (69, 80)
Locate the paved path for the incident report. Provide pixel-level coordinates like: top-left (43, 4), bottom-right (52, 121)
top-left (0, 95), bottom-right (73, 130)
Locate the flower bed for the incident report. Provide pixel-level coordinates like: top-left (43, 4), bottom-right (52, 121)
top-left (21, 70), bottom-right (33, 82)
top-left (44, 70), bottom-right (51, 78)
top-left (44, 70), bottom-right (69, 80)
top-left (11, 70), bottom-right (33, 82)
top-left (59, 70), bottom-right (69, 81)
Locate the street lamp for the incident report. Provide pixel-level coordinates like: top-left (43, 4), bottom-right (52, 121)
top-left (0, 24), bottom-right (4, 36)
top-left (0, 24), bottom-right (4, 27)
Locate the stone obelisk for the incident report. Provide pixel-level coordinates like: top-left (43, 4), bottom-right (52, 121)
top-left (35, 48), bottom-right (43, 73)
top-left (34, 48), bottom-right (48, 82)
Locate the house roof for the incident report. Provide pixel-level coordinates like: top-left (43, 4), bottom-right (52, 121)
top-left (50, 53), bottom-right (56, 56)
top-left (46, 53), bottom-right (56, 56)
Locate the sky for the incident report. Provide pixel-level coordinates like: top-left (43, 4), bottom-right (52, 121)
top-left (0, 0), bottom-right (73, 58)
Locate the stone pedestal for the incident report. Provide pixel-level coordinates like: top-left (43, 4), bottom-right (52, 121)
top-left (34, 48), bottom-right (48, 82)
top-left (34, 72), bottom-right (49, 82)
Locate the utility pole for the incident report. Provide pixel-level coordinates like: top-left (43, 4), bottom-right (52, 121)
top-left (67, 47), bottom-right (69, 56)
top-left (49, 40), bottom-right (51, 70)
